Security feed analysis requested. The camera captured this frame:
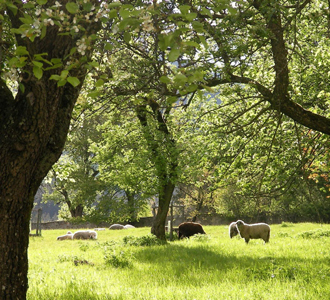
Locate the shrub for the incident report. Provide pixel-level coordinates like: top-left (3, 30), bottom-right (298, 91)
top-left (190, 233), bottom-right (210, 242)
top-left (123, 234), bottom-right (166, 246)
top-left (104, 249), bottom-right (133, 268)
top-left (296, 229), bottom-right (330, 239)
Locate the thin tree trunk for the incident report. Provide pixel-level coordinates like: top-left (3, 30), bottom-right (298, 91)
top-left (151, 182), bottom-right (175, 240)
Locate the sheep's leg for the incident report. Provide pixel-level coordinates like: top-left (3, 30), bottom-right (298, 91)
top-left (245, 238), bottom-right (249, 244)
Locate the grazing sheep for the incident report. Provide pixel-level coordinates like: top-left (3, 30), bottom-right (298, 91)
top-left (73, 230), bottom-right (98, 240)
top-left (235, 220), bottom-right (270, 244)
top-left (57, 231), bottom-right (73, 241)
top-left (94, 228), bottom-right (106, 231)
top-left (178, 222), bottom-right (206, 239)
top-left (109, 224), bottom-right (125, 230)
top-left (229, 222), bottom-right (239, 238)
top-left (124, 224), bottom-right (135, 229)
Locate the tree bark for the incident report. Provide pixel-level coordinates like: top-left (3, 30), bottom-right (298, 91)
top-left (0, 3), bottom-right (100, 298)
top-left (151, 182), bottom-right (175, 240)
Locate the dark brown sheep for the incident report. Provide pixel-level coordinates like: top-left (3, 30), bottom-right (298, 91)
top-left (178, 222), bottom-right (206, 239)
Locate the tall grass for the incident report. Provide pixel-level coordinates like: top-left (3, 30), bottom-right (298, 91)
top-left (27, 223), bottom-right (330, 299)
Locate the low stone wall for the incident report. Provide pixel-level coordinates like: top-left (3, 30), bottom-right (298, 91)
top-left (31, 220), bottom-right (112, 230)
top-left (31, 214), bottom-right (287, 231)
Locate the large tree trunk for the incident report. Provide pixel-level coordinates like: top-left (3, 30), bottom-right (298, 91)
top-left (69, 204), bottom-right (84, 218)
top-left (0, 3), bottom-right (100, 298)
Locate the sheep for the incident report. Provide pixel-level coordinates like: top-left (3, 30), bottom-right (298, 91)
top-left (109, 224), bottom-right (125, 230)
top-left (235, 220), bottom-right (270, 244)
top-left (229, 222), bottom-right (239, 239)
top-left (94, 228), bottom-right (106, 231)
top-left (57, 231), bottom-right (73, 241)
top-left (72, 230), bottom-right (98, 240)
top-left (178, 222), bottom-right (206, 239)
top-left (124, 224), bottom-right (135, 229)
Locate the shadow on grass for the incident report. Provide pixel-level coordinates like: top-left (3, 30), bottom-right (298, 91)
top-left (132, 241), bottom-right (330, 284)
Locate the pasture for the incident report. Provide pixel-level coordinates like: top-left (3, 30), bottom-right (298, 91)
top-left (27, 223), bottom-right (330, 299)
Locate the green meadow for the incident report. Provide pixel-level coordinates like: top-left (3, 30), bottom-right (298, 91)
top-left (27, 223), bottom-right (330, 300)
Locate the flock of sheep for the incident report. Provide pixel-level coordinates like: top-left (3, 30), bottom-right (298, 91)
top-left (56, 220), bottom-right (270, 244)
top-left (56, 224), bottom-right (136, 240)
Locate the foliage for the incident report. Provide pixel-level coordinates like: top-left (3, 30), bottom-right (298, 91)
top-left (104, 248), bottom-right (133, 268)
top-left (296, 229), bottom-right (330, 239)
top-left (43, 113), bottom-right (104, 218)
top-left (123, 234), bottom-right (166, 247)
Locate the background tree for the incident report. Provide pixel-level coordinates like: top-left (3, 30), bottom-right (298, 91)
top-left (43, 113), bottom-right (103, 219)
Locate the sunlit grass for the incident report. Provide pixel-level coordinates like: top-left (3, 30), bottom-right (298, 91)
top-left (27, 223), bottom-right (330, 299)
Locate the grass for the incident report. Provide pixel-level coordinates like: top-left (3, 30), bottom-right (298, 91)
top-left (27, 223), bottom-right (330, 300)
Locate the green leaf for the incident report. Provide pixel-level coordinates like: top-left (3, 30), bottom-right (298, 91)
top-left (104, 42), bottom-right (113, 51)
top-left (33, 66), bottom-right (43, 79)
top-left (40, 26), bottom-right (47, 40)
top-left (32, 60), bottom-right (43, 68)
top-left (67, 76), bottom-right (81, 87)
top-left (119, 8), bottom-right (130, 19)
top-left (19, 83), bottom-right (25, 93)
top-left (87, 90), bottom-right (101, 98)
top-left (50, 74), bottom-right (61, 81)
top-left (16, 46), bottom-right (29, 56)
top-left (95, 79), bottom-right (104, 87)
top-left (179, 5), bottom-right (191, 14)
top-left (192, 21), bottom-right (204, 33)
top-left (6, 2), bottom-right (18, 15)
top-left (168, 48), bottom-right (181, 62)
top-left (167, 96), bottom-right (178, 104)
top-left (51, 58), bottom-right (62, 64)
top-left (124, 32), bottom-right (131, 43)
top-left (108, 2), bottom-right (122, 8)
top-left (160, 76), bottom-right (171, 84)
top-left (66, 2), bottom-right (79, 14)
top-left (83, 2), bottom-right (93, 12)
top-left (174, 73), bottom-right (187, 84)
top-left (185, 13), bottom-right (197, 21)
top-left (87, 61), bottom-right (99, 68)
top-left (60, 70), bottom-right (69, 79)
top-left (37, 0), bottom-right (48, 4)
top-left (19, 15), bottom-right (34, 25)
top-left (57, 79), bottom-right (67, 87)
top-left (227, 7), bottom-right (237, 15)
top-left (200, 7), bottom-right (212, 18)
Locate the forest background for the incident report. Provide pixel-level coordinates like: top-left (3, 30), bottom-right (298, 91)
top-left (35, 0), bottom-right (330, 228)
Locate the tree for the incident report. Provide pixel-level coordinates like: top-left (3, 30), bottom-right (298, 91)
top-left (43, 113), bottom-right (103, 219)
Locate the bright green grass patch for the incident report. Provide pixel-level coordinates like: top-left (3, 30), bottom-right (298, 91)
top-left (27, 224), bottom-right (330, 300)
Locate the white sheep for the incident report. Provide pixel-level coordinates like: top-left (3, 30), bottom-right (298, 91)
top-left (57, 231), bottom-right (73, 241)
top-left (109, 224), bottom-right (125, 230)
top-left (235, 220), bottom-right (270, 244)
top-left (229, 222), bottom-right (239, 238)
top-left (124, 224), bottom-right (135, 229)
top-left (72, 230), bottom-right (98, 240)
top-left (94, 228), bottom-right (106, 231)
